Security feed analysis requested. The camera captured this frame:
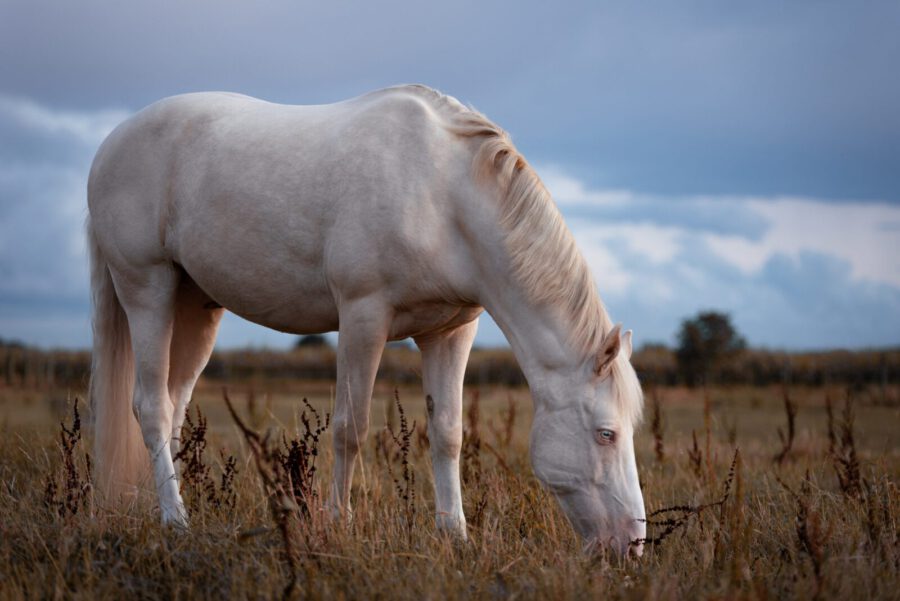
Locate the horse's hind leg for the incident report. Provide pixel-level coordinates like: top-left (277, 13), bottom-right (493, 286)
top-left (415, 318), bottom-right (478, 540)
top-left (110, 262), bottom-right (187, 526)
top-left (168, 274), bottom-right (224, 473)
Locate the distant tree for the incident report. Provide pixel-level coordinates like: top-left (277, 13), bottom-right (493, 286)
top-left (295, 334), bottom-right (330, 349)
top-left (676, 311), bottom-right (746, 387)
top-left (0, 337), bottom-right (26, 349)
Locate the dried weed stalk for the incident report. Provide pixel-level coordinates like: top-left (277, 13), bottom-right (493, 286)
top-left (461, 390), bottom-right (482, 486)
top-left (488, 393), bottom-right (517, 450)
top-left (386, 390), bottom-right (416, 541)
top-left (174, 408), bottom-right (214, 511)
top-left (830, 393), bottom-right (862, 498)
top-left (773, 388), bottom-right (797, 465)
top-left (281, 398), bottom-right (330, 518)
top-left (779, 472), bottom-right (831, 600)
top-left (175, 407), bottom-right (239, 512)
top-left (703, 391), bottom-right (715, 484)
top-left (650, 389), bottom-right (665, 463)
top-left (43, 397), bottom-right (92, 517)
top-left (860, 476), bottom-right (899, 563)
top-left (825, 395), bottom-right (837, 458)
top-left (224, 391), bottom-right (301, 598)
top-left (635, 449), bottom-right (740, 548)
top-left (688, 430), bottom-right (703, 480)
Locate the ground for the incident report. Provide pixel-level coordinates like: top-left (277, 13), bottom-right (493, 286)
top-left (0, 378), bottom-right (897, 599)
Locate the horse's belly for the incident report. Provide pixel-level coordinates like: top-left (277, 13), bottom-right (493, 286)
top-left (226, 291), bottom-right (340, 336)
top-left (389, 304), bottom-right (483, 341)
top-left (180, 253), bottom-right (340, 335)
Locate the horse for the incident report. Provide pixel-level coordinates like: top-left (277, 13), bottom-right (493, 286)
top-left (87, 84), bottom-right (646, 556)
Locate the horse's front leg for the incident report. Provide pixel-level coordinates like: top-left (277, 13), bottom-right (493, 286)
top-left (328, 298), bottom-right (391, 518)
top-left (415, 318), bottom-right (479, 540)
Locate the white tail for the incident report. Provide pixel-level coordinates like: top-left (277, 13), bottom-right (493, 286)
top-left (88, 221), bottom-right (149, 503)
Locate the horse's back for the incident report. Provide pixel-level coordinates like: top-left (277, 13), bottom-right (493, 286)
top-left (88, 87), bottom-right (486, 336)
top-left (90, 86), bottom-right (463, 219)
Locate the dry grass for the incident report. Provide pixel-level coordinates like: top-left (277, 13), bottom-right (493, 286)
top-left (1, 381), bottom-right (898, 599)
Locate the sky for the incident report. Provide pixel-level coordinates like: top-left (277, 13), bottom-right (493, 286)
top-left (1, 0), bottom-right (898, 351)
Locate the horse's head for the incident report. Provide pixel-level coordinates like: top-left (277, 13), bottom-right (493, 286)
top-left (529, 325), bottom-right (646, 557)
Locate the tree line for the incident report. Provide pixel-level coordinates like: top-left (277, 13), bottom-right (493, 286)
top-left (1, 312), bottom-right (897, 390)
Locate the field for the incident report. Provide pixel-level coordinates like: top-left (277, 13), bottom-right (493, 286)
top-left (1, 376), bottom-right (898, 600)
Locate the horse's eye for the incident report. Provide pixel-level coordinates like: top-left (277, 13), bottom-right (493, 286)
top-left (596, 429), bottom-right (617, 445)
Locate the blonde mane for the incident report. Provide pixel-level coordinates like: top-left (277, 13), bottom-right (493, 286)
top-left (402, 85), bottom-right (611, 352)
top-left (398, 85), bottom-right (643, 423)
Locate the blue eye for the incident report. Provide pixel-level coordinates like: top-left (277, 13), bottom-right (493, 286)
top-left (597, 429), bottom-right (616, 444)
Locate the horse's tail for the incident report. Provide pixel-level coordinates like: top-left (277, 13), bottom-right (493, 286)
top-left (88, 218), bottom-right (148, 505)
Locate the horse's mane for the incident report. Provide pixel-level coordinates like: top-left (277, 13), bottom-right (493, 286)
top-left (397, 85), bottom-right (643, 424)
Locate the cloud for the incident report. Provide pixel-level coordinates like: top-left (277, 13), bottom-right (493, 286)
top-left (0, 96), bottom-right (126, 347)
top-left (542, 166), bottom-right (770, 238)
top-left (0, 95), bottom-right (128, 147)
top-left (541, 167), bottom-right (900, 291)
top-left (0, 96), bottom-right (125, 304)
top-left (705, 199), bottom-right (900, 287)
top-left (0, 163), bottom-right (88, 298)
top-left (533, 166), bottom-right (900, 348)
top-left (2, 1), bottom-right (899, 200)
top-left (0, 94), bottom-right (897, 350)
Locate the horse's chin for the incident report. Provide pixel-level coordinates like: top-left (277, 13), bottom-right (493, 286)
top-left (566, 507), bottom-right (646, 558)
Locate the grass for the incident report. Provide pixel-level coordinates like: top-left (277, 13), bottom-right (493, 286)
top-left (1, 380), bottom-right (898, 599)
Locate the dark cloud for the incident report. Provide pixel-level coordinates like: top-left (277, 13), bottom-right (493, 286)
top-left (560, 197), bottom-right (770, 239)
top-left (1, 0), bottom-right (898, 200)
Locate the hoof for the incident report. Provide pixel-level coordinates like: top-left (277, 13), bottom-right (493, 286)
top-left (161, 505), bottom-right (189, 530)
top-left (435, 513), bottom-right (468, 542)
top-left (325, 500), bottom-right (353, 523)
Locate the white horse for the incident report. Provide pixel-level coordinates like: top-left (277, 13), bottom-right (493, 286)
top-left (87, 84), bottom-right (646, 555)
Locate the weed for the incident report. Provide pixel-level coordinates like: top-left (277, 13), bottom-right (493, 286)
top-left (461, 389), bottom-right (482, 486)
top-left (281, 398), bottom-right (330, 518)
top-left (488, 393), bottom-right (517, 450)
top-left (636, 449), bottom-right (740, 548)
top-left (218, 448), bottom-right (238, 511)
top-left (174, 407), bottom-right (215, 511)
top-left (386, 390), bottom-right (416, 542)
top-left (5, 382), bottom-right (899, 599)
top-left (779, 472), bottom-right (831, 600)
top-left (860, 475), bottom-right (899, 564)
top-left (42, 397), bottom-right (91, 517)
top-left (773, 388), bottom-right (797, 465)
top-left (650, 389), bottom-right (665, 463)
top-left (831, 393), bottom-right (862, 498)
top-left (703, 391), bottom-right (714, 484)
top-left (825, 394), bottom-right (836, 458)
top-left (688, 430), bottom-right (703, 480)
top-left (224, 390), bottom-right (301, 597)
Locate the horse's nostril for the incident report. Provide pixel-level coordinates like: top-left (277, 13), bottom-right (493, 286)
top-left (628, 540), bottom-right (644, 559)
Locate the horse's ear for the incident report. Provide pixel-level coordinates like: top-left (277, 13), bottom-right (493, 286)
top-left (622, 329), bottom-right (633, 361)
top-left (594, 324), bottom-right (622, 376)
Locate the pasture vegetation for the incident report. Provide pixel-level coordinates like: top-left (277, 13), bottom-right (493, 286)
top-left (0, 376), bottom-right (898, 600)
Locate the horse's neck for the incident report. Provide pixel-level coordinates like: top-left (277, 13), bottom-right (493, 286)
top-left (481, 284), bottom-right (585, 398)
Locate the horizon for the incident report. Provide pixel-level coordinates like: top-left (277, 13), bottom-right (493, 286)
top-left (3, 333), bottom-right (898, 356)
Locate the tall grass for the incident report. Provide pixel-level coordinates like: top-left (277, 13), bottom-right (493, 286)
top-left (0, 383), bottom-right (897, 599)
